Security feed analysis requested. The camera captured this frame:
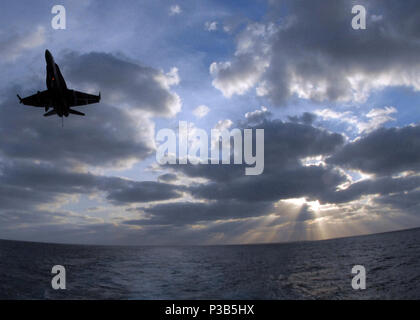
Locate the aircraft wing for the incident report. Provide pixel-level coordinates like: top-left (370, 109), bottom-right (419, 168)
top-left (68, 90), bottom-right (101, 107)
top-left (17, 90), bottom-right (51, 107)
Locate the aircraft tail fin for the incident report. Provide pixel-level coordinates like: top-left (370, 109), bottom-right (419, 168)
top-left (17, 94), bottom-right (23, 104)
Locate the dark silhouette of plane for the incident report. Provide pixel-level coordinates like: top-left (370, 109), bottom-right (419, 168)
top-left (17, 50), bottom-right (100, 118)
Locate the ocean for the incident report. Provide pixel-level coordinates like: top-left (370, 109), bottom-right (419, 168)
top-left (0, 227), bottom-right (419, 300)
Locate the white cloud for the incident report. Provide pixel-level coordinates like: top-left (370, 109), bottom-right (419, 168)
top-left (371, 14), bottom-right (383, 22)
top-left (357, 106), bottom-right (397, 134)
top-left (315, 106), bottom-right (397, 134)
top-left (209, 23), bottom-right (273, 98)
top-left (213, 119), bottom-right (233, 132)
top-left (193, 105), bottom-right (210, 118)
top-left (156, 67), bottom-right (180, 88)
top-left (245, 106), bottom-right (271, 123)
top-left (223, 25), bottom-right (231, 33)
top-left (169, 5), bottom-right (182, 16)
top-left (210, 119), bottom-right (234, 151)
top-left (205, 21), bottom-right (218, 32)
top-left (209, 1), bottom-right (420, 105)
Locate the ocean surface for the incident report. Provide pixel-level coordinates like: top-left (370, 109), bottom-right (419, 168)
top-left (0, 228), bottom-right (419, 300)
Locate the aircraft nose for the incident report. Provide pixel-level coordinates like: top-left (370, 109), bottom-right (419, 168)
top-left (45, 50), bottom-right (52, 62)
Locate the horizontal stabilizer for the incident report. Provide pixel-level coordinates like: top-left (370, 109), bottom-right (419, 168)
top-left (68, 109), bottom-right (85, 116)
top-left (43, 110), bottom-right (57, 117)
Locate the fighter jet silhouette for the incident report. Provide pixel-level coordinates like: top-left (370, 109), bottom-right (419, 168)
top-left (17, 50), bottom-right (100, 118)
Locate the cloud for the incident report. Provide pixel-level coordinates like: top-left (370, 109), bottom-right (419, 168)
top-left (213, 119), bottom-right (233, 131)
top-left (188, 165), bottom-right (345, 203)
top-left (376, 189), bottom-right (420, 213)
top-left (169, 5), bottom-right (182, 16)
top-left (209, 23), bottom-right (272, 98)
top-left (287, 112), bottom-right (316, 126)
top-left (320, 175), bottom-right (420, 204)
top-left (174, 118), bottom-right (344, 183)
top-left (371, 14), bottom-right (383, 22)
top-left (61, 52), bottom-right (181, 117)
top-left (245, 106), bottom-right (272, 124)
top-left (210, 0), bottom-right (420, 105)
top-left (192, 105), bottom-right (210, 118)
top-left (357, 107), bottom-right (397, 133)
top-left (157, 173), bottom-right (178, 183)
top-left (0, 158), bottom-right (186, 242)
top-left (106, 181), bottom-right (183, 204)
top-left (0, 26), bottom-right (45, 62)
top-left (314, 107), bottom-right (398, 134)
top-left (2, 112), bottom-right (419, 244)
top-left (125, 201), bottom-right (274, 226)
top-left (327, 124), bottom-right (420, 175)
top-left (151, 112), bottom-right (417, 233)
top-left (0, 160), bottom-right (183, 209)
top-left (315, 107), bottom-right (397, 134)
top-left (205, 21), bottom-right (218, 32)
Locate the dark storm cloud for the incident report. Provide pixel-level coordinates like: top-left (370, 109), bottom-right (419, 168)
top-left (211, 0), bottom-right (420, 105)
top-left (176, 119), bottom-right (345, 183)
top-left (0, 184), bottom-right (54, 211)
top-left (124, 200), bottom-right (274, 226)
top-left (189, 165), bottom-right (345, 203)
top-left (375, 190), bottom-right (420, 213)
top-left (320, 175), bottom-right (420, 204)
top-left (0, 160), bottom-right (183, 211)
top-left (327, 125), bottom-right (420, 175)
top-left (106, 181), bottom-right (184, 204)
top-left (287, 112), bottom-right (317, 126)
top-left (61, 51), bottom-right (181, 117)
top-left (0, 157), bottom-right (186, 242)
top-left (0, 160), bottom-right (99, 195)
top-left (249, 119), bottom-right (344, 167)
top-left (157, 173), bottom-right (178, 183)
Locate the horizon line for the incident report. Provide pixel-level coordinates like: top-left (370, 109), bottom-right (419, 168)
top-left (1, 225), bottom-right (419, 248)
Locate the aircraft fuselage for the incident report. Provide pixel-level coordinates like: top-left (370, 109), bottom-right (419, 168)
top-left (45, 50), bottom-right (69, 117)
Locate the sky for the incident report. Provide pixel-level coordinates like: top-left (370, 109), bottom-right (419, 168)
top-left (1, 0), bottom-right (420, 245)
